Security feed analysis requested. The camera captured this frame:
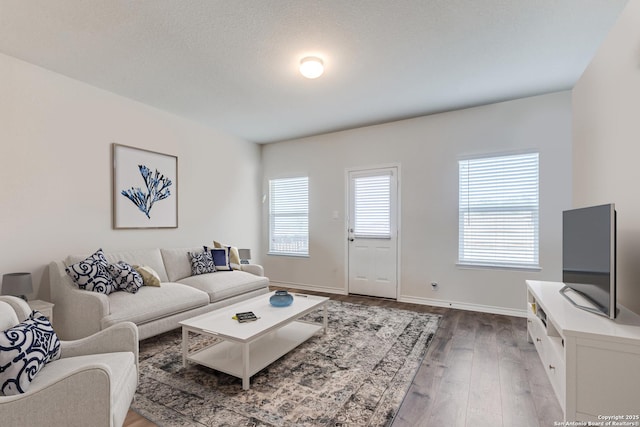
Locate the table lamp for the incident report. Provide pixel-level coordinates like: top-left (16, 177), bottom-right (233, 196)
top-left (238, 249), bottom-right (251, 265)
top-left (2, 272), bottom-right (33, 301)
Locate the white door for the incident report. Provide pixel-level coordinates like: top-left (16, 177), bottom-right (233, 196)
top-left (347, 167), bottom-right (398, 299)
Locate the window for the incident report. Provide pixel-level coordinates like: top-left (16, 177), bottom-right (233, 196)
top-left (353, 173), bottom-right (391, 238)
top-left (269, 177), bottom-right (309, 256)
top-left (458, 152), bottom-right (539, 269)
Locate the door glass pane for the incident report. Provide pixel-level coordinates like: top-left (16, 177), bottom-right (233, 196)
top-left (354, 174), bottom-right (391, 238)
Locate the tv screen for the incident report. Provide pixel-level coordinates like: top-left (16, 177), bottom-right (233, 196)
top-left (562, 203), bottom-right (616, 319)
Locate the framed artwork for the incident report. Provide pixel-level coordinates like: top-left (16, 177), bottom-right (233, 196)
top-left (112, 143), bottom-right (178, 229)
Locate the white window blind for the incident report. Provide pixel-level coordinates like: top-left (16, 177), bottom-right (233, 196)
top-left (354, 173), bottom-right (391, 238)
top-left (269, 177), bottom-right (309, 256)
top-left (458, 152), bottom-right (539, 268)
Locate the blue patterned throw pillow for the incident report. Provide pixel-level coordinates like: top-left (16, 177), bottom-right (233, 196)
top-left (0, 311), bottom-right (61, 395)
top-left (188, 251), bottom-right (215, 275)
top-left (108, 261), bottom-right (143, 293)
top-left (65, 248), bottom-right (117, 294)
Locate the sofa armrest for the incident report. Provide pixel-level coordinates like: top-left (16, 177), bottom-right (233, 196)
top-left (0, 296), bottom-right (31, 321)
top-left (0, 366), bottom-right (111, 427)
top-left (61, 321), bottom-right (139, 372)
top-left (240, 264), bottom-right (264, 277)
top-left (48, 261), bottom-right (110, 340)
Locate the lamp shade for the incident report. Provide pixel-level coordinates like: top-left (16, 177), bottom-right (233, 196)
top-left (2, 272), bottom-right (33, 300)
top-left (238, 249), bottom-right (251, 261)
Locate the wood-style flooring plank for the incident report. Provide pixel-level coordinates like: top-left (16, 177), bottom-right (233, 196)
top-left (392, 309), bottom-right (461, 426)
top-left (124, 288), bottom-right (562, 427)
top-left (124, 409), bottom-right (157, 427)
top-left (421, 310), bottom-right (476, 427)
top-left (466, 315), bottom-right (503, 427)
top-left (497, 313), bottom-right (541, 427)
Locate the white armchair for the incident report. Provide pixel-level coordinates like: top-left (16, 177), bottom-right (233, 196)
top-left (0, 296), bottom-right (138, 427)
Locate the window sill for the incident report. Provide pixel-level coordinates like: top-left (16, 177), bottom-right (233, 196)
top-left (267, 252), bottom-right (310, 258)
top-left (456, 262), bottom-right (541, 272)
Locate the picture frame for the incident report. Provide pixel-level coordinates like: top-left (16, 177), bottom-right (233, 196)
top-left (112, 143), bottom-right (178, 229)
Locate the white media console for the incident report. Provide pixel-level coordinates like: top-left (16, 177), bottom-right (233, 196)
top-left (526, 280), bottom-right (640, 421)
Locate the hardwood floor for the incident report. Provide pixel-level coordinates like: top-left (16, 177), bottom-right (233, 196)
top-left (123, 410), bottom-right (154, 427)
top-left (124, 290), bottom-right (563, 427)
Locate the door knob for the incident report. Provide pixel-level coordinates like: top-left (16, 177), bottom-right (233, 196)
top-left (349, 238), bottom-right (354, 242)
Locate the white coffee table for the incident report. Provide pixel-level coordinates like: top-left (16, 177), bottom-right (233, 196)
top-left (179, 291), bottom-right (329, 390)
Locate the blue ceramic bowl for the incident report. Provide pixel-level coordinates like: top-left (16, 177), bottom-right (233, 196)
top-left (270, 290), bottom-right (294, 307)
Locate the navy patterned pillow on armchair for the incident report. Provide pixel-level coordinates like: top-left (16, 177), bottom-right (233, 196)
top-left (0, 311), bottom-right (61, 395)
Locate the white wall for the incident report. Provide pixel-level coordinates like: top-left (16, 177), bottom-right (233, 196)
top-left (0, 53), bottom-right (262, 301)
top-left (261, 91), bottom-right (572, 315)
top-left (572, 0), bottom-right (640, 314)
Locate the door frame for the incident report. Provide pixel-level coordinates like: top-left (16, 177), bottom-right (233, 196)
top-left (344, 163), bottom-right (401, 299)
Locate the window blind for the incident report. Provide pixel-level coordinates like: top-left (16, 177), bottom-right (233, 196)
top-left (353, 173), bottom-right (391, 238)
top-left (458, 152), bottom-right (539, 268)
top-left (269, 177), bottom-right (309, 256)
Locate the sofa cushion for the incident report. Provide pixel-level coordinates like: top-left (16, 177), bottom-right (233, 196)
top-left (160, 247), bottom-right (204, 282)
top-left (101, 283), bottom-right (209, 329)
top-left (103, 249), bottom-right (169, 283)
top-left (0, 312), bottom-right (61, 395)
top-left (178, 271), bottom-right (269, 303)
top-left (67, 248), bottom-right (169, 283)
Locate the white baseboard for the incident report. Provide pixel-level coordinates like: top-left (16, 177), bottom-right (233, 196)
top-left (269, 281), bottom-right (348, 296)
top-left (269, 281), bottom-right (526, 317)
top-left (398, 295), bottom-right (527, 318)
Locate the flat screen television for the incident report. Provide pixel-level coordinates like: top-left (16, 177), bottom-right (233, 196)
top-left (561, 203), bottom-right (617, 319)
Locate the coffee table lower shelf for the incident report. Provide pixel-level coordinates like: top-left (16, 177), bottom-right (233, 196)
top-left (185, 321), bottom-right (323, 390)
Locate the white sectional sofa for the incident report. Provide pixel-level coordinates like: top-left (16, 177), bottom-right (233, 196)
top-left (49, 247), bottom-right (270, 340)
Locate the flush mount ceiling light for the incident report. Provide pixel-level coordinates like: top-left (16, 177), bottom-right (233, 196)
top-left (299, 56), bottom-right (324, 79)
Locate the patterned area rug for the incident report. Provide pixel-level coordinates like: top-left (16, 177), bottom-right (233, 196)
top-left (132, 300), bottom-right (440, 427)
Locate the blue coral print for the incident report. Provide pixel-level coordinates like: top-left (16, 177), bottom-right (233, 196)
top-left (121, 165), bottom-right (172, 219)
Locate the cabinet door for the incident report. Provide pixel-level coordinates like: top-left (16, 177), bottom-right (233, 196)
top-left (573, 338), bottom-right (640, 419)
top-left (528, 316), bottom-right (547, 359)
top-left (545, 341), bottom-right (565, 408)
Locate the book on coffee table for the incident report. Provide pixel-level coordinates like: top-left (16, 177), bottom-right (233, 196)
top-left (234, 311), bottom-right (258, 323)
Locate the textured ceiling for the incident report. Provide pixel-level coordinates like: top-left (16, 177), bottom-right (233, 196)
top-left (0, 0), bottom-right (629, 143)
